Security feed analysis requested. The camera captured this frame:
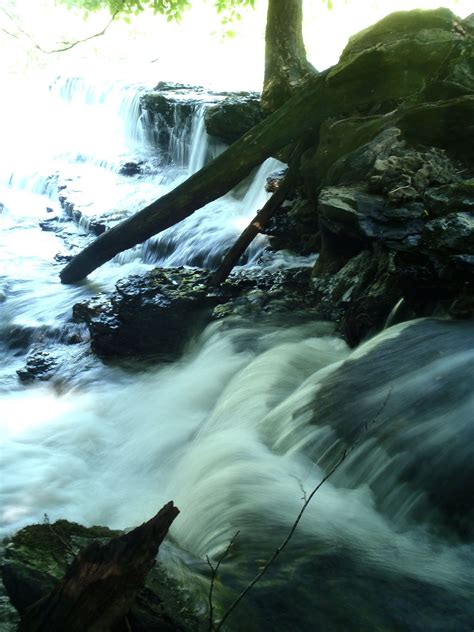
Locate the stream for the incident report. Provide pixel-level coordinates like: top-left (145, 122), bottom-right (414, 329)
top-left (0, 73), bottom-right (473, 631)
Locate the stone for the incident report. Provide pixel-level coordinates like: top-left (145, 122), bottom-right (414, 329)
top-left (424, 179), bottom-right (474, 216)
top-left (423, 212), bottom-right (474, 254)
top-left (73, 268), bottom-right (225, 360)
top-left (204, 94), bottom-right (263, 144)
top-left (119, 161), bottom-right (143, 176)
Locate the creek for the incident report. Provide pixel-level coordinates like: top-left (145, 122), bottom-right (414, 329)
top-left (0, 74), bottom-right (473, 631)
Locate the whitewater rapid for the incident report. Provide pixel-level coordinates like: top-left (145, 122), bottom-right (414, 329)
top-left (0, 73), bottom-right (473, 631)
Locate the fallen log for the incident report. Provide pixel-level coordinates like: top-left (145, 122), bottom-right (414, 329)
top-left (59, 74), bottom-right (326, 284)
top-left (212, 140), bottom-right (307, 285)
top-left (60, 13), bottom-right (462, 284)
top-left (19, 502), bottom-right (179, 632)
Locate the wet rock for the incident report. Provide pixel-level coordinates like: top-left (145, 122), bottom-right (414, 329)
top-left (119, 161), bottom-right (143, 176)
top-left (215, 267), bottom-right (319, 320)
top-left (423, 212), bottom-right (474, 254)
top-left (204, 93), bottom-right (262, 144)
top-left (140, 82), bottom-right (215, 153)
top-left (16, 348), bottom-right (60, 382)
top-left (1, 520), bottom-right (196, 631)
top-left (317, 186), bottom-right (425, 252)
top-left (265, 168), bottom-right (286, 193)
top-left (54, 252), bottom-right (74, 264)
top-left (311, 248), bottom-right (405, 344)
top-left (73, 268), bottom-right (227, 360)
top-left (73, 266), bottom-right (322, 360)
top-left (16, 326), bottom-right (89, 383)
top-left (262, 197), bottom-right (320, 255)
top-left (39, 216), bottom-right (62, 232)
top-left (424, 178), bottom-right (474, 216)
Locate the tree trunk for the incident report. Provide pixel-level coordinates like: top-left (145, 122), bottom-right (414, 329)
top-left (19, 502), bottom-right (179, 632)
top-left (261, 0), bottom-right (316, 114)
top-left (60, 76), bottom-right (326, 284)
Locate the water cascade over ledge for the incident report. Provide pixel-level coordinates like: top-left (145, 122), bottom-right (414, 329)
top-left (0, 73), bottom-right (473, 631)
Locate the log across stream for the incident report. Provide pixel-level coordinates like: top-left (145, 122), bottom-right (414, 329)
top-left (0, 72), bottom-right (473, 631)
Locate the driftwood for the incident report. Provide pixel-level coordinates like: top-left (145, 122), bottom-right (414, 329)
top-left (19, 502), bottom-right (179, 632)
top-left (212, 140), bottom-right (307, 285)
top-left (59, 75), bottom-right (327, 284)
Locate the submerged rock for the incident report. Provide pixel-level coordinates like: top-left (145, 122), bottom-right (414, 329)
top-left (304, 318), bottom-right (474, 539)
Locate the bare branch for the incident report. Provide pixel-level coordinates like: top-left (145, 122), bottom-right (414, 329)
top-left (212, 386), bottom-right (393, 630)
top-left (207, 531), bottom-right (240, 631)
top-left (0, 5), bottom-right (118, 54)
top-left (214, 450), bottom-right (347, 631)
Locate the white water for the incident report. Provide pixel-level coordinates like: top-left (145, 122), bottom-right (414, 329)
top-left (0, 74), bottom-right (473, 631)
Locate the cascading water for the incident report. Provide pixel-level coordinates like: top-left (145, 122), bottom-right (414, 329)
top-left (0, 72), bottom-right (473, 632)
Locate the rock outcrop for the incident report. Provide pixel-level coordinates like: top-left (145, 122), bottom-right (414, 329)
top-left (270, 8), bottom-right (474, 343)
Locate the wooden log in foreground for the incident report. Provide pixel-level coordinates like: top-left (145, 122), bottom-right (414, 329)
top-left (60, 76), bottom-right (326, 284)
top-left (19, 502), bottom-right (179, 632)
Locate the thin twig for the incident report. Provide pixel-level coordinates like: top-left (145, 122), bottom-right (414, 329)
top-left (207, 531), bottom-right (240, 632)
top-left (0, 5), bottom-right (118, 54)
top-left (212, 386), bottom-right (392, 630)
top-left (214, 450), bottom-right (346, 631)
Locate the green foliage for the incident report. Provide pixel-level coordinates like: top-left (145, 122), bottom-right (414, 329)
top-left (57, 0), bottom-right (258, 23)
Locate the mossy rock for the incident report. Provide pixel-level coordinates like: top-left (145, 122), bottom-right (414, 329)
top-left (1, 520), bottom-right (198, 630)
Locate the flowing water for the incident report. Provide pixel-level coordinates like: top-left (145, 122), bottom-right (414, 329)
top-left (0, 74), bottom-right (473, 631)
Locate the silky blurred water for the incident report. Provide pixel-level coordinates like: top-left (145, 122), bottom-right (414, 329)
top-left (0, 74), bottom-right (473, 631)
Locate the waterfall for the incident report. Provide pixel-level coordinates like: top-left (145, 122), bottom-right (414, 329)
top-left (1, 71), bottom-right (473, 632)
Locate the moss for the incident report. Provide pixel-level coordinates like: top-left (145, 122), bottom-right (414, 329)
top-left (4, 520), bottom-right (119, 581)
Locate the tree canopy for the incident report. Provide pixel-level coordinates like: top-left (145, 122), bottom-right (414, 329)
top-left (58, 0), bottom-right (257, 23)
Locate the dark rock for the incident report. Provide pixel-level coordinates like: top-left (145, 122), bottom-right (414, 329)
top-left (262, 197), bottom-right (320, 255)
top-left (317, 186), bottom-right (425, 253)
top-left (119, 161), bottom-right (143, 176)
top-left (17, 348), bottom-right (60, 382)
top-left (423, 212), bottom-right (474, 254)
top-left (215, 267), bottom-right (319, 320)
top-left (204, 93), bottom-right (262, 144)
top-left (140, 82), bottom-right (214, 154)
top-left (311, 248), bottom-right (405, 345)
top-left (73, 268), bottom-right (225, 360)
top-left (54, 253), bottom-right (73, 264)
top-left (1, 520), bottom-right (196, 631)
top-left (39, 216), bottom-right (62, 232)
top-left (73, 266), bottom-right (324, 360)
top-left (265, 168), bottom-right (287, 193)
top-left (424, 178), bottom-right (474, 216)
